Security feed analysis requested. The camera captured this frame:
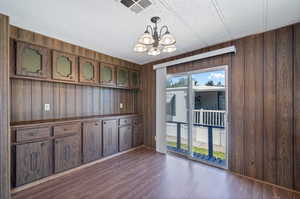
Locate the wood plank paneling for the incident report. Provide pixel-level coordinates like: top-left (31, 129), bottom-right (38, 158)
top-left (295, 23), bottom-right (300, 192)
top-left (10, 79), bottom-right (137, 122)
top-left (75, 85), bottom-right (83, 117)
top-left (263, 30), bottom-right (277, 184)
top-left (243, 34), bottom-right (264, 180)
top-left (53, 83), bottom-right (60, 119)
top-left (230, 38), bottom-right (245, 175)
top-left (59, 84), bottom-right (66, 118)
top-left (0, 13), bottom-right (10, 199)
top-left (66, 84), bottom-right (76, 117)
top-left (11, 79), bottom-right (32, 121)
top-left (141, 23), bottom-right (300, 191)
top-left (31, 81), bottom-right (42, 120)
top-left (276, 26), bottom-right (294, 188)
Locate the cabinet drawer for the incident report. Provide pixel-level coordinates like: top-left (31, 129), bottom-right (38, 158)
top-left (119, 118), bottom-right (132, 126)
top-left (54, 123), bottom-right (81, 137)
top-left (132, 118), bottom-right (142, 126)
top-left (16, 127), bottom-right (51, 142)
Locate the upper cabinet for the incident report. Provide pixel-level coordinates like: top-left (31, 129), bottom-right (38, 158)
top-left (16, 42), bottom-right (50, 78)
top-left (130, 70), bottom-right (140, 89)
top-left (52, 51), bottom-right (77, 82)
top-left (117, 67), bottom-right (129, 88)
top-left (79, 57), bottom-right (99, 84)
top-left (12, 41), bottom-right (141, 89)
top-left (100, 63), bottom-right (116, 86)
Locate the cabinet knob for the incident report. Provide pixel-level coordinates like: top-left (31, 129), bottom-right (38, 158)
top-left (104, 122), bottom-right (106, 124)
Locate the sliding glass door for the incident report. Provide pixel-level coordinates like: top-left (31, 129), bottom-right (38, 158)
top-left (166, 74), bottom-right (190, 154)
top-left (166, 66), bottom-right (228, 168)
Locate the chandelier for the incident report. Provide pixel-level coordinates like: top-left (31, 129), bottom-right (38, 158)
top-left (134, 16), bottom-right (176, 56)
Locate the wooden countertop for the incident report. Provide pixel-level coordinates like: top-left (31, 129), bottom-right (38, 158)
top-left (11, 113), bottom-right (142, 129)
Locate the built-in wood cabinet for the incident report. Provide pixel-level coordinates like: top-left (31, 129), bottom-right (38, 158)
top-left (117, 67), bottom-right (129, 88)
top-left (15, 140), bottom-right (53, 186)
top-left (119, 125), bottom-right (132, 152)
top-left (102, 119), bottom-right (118, 156)
top-left (132, 118), bottom-right (143, 147)
top-left (11, 114), bottom-right (142, 188)
top-left (100, 63), bottom-right (116, 86)
top-left (16, 41), bottom-right (50, 78)
top-left (54, 134), bottom-right (81, 173)
top-left (79, 57), bottom-right (99, 84)
top-left (11, 41), bottom-right (141, 90)
top-left (133, 124), bottom-right (143, 147)
top-left (83, 120), bottom-right (102, 163)
top-left (52, 51), bottom-right (77, 82)
top-left (130, 70), bottom-right (140, 89)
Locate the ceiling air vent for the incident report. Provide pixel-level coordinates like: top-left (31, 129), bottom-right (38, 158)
top-left (120, 0), bottom-right (152, 14)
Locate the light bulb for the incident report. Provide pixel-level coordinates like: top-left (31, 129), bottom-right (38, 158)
top-left (139, 32), bottom-right (154, 45)
top-left (148, 47), bottom-right (161, 56)
top-left (162, 45), bottom-right (176, 53)
top-left (134, 43), bottom-right (147, 52)
top-left (160, 33), bottom-right (176, 45)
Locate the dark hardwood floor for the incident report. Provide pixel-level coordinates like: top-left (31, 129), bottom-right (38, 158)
top-left (12, 147), bottom-right (300, 199)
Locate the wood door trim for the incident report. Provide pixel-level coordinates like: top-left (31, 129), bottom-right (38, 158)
top-left (0, 13), bottom-right (10, 199)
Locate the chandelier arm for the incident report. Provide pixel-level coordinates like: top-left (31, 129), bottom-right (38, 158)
top-left (159, 25), bottom-right (169, 38)
top-left (145, 25), bottom-right (154, 36)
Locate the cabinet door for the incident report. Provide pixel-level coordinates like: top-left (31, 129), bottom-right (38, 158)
top-left (79, 57), bottom-right (99, 84)
top-left (119, 126), bottom-right (132, 152)
top-left (16, 42), bottom-right (50, 78)
top-left (15, 140), bottom-right (53, 186)
top-left (133, 125), bottom-right (143, 147)
top-left (52, 51), bottom-right (77, 82)
top-left (130, 70), bottom-right (140, 89)
top-left (83, 120), bottom-right (102, 163)
top-left (117, 67), bottom-right (129, 88)
top-left (54, 135), bottom-right (81, 173)
top-left (100, 63), bottom-right (116, 86)
top-left (102, 120), bottom-right (118, 156)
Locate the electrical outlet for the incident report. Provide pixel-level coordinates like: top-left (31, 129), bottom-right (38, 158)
top-left (44, 104), bottom-right (50, 112)
top-left (120, 103), bottom-right (124, 109)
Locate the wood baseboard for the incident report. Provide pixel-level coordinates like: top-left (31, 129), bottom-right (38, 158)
top-left (11, 145), bottom-right (145, 194)
top-left (229, 171), bottom-right (300, 195)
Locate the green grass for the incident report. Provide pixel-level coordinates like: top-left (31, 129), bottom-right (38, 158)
top-left (167, 141), bottom-right (225, 159)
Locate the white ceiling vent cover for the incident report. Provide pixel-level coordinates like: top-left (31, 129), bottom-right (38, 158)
top-left (120, 0), bottom-right (152, 14)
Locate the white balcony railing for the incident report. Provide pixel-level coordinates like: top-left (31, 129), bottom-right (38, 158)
top-left (193, 109), bottom-right (226, 127)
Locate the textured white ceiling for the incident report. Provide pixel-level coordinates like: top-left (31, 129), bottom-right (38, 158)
top-left (0, 0), bottom-right (299, 64)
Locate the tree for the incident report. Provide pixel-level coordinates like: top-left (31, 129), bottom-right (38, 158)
top-left (205, 80), bottom-right (214, 86)
top-left (216, 81), bottom-right (224, 87)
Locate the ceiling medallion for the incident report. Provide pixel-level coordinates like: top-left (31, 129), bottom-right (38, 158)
top-left (134, 16), bottom-right (176, 56)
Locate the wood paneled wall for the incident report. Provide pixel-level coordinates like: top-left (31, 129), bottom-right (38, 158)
top-left (11, 79), bottom-right (138, 122)
top-left (0, 14), bottom-right (10, 199)
top-left (141, 23), bottom-right (300, 191)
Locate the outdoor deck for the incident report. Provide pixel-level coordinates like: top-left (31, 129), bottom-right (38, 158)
top-left (167, 109), bottom-right (226, 166)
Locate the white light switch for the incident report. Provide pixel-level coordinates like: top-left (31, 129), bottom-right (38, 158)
top-left (44, 104), bottom-right (50, 111)
top-left (120, 103), bottom-right (124, 109)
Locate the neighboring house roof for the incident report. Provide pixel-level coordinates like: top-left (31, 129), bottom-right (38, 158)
top-left (166, 85), bottom-right (225, 92)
